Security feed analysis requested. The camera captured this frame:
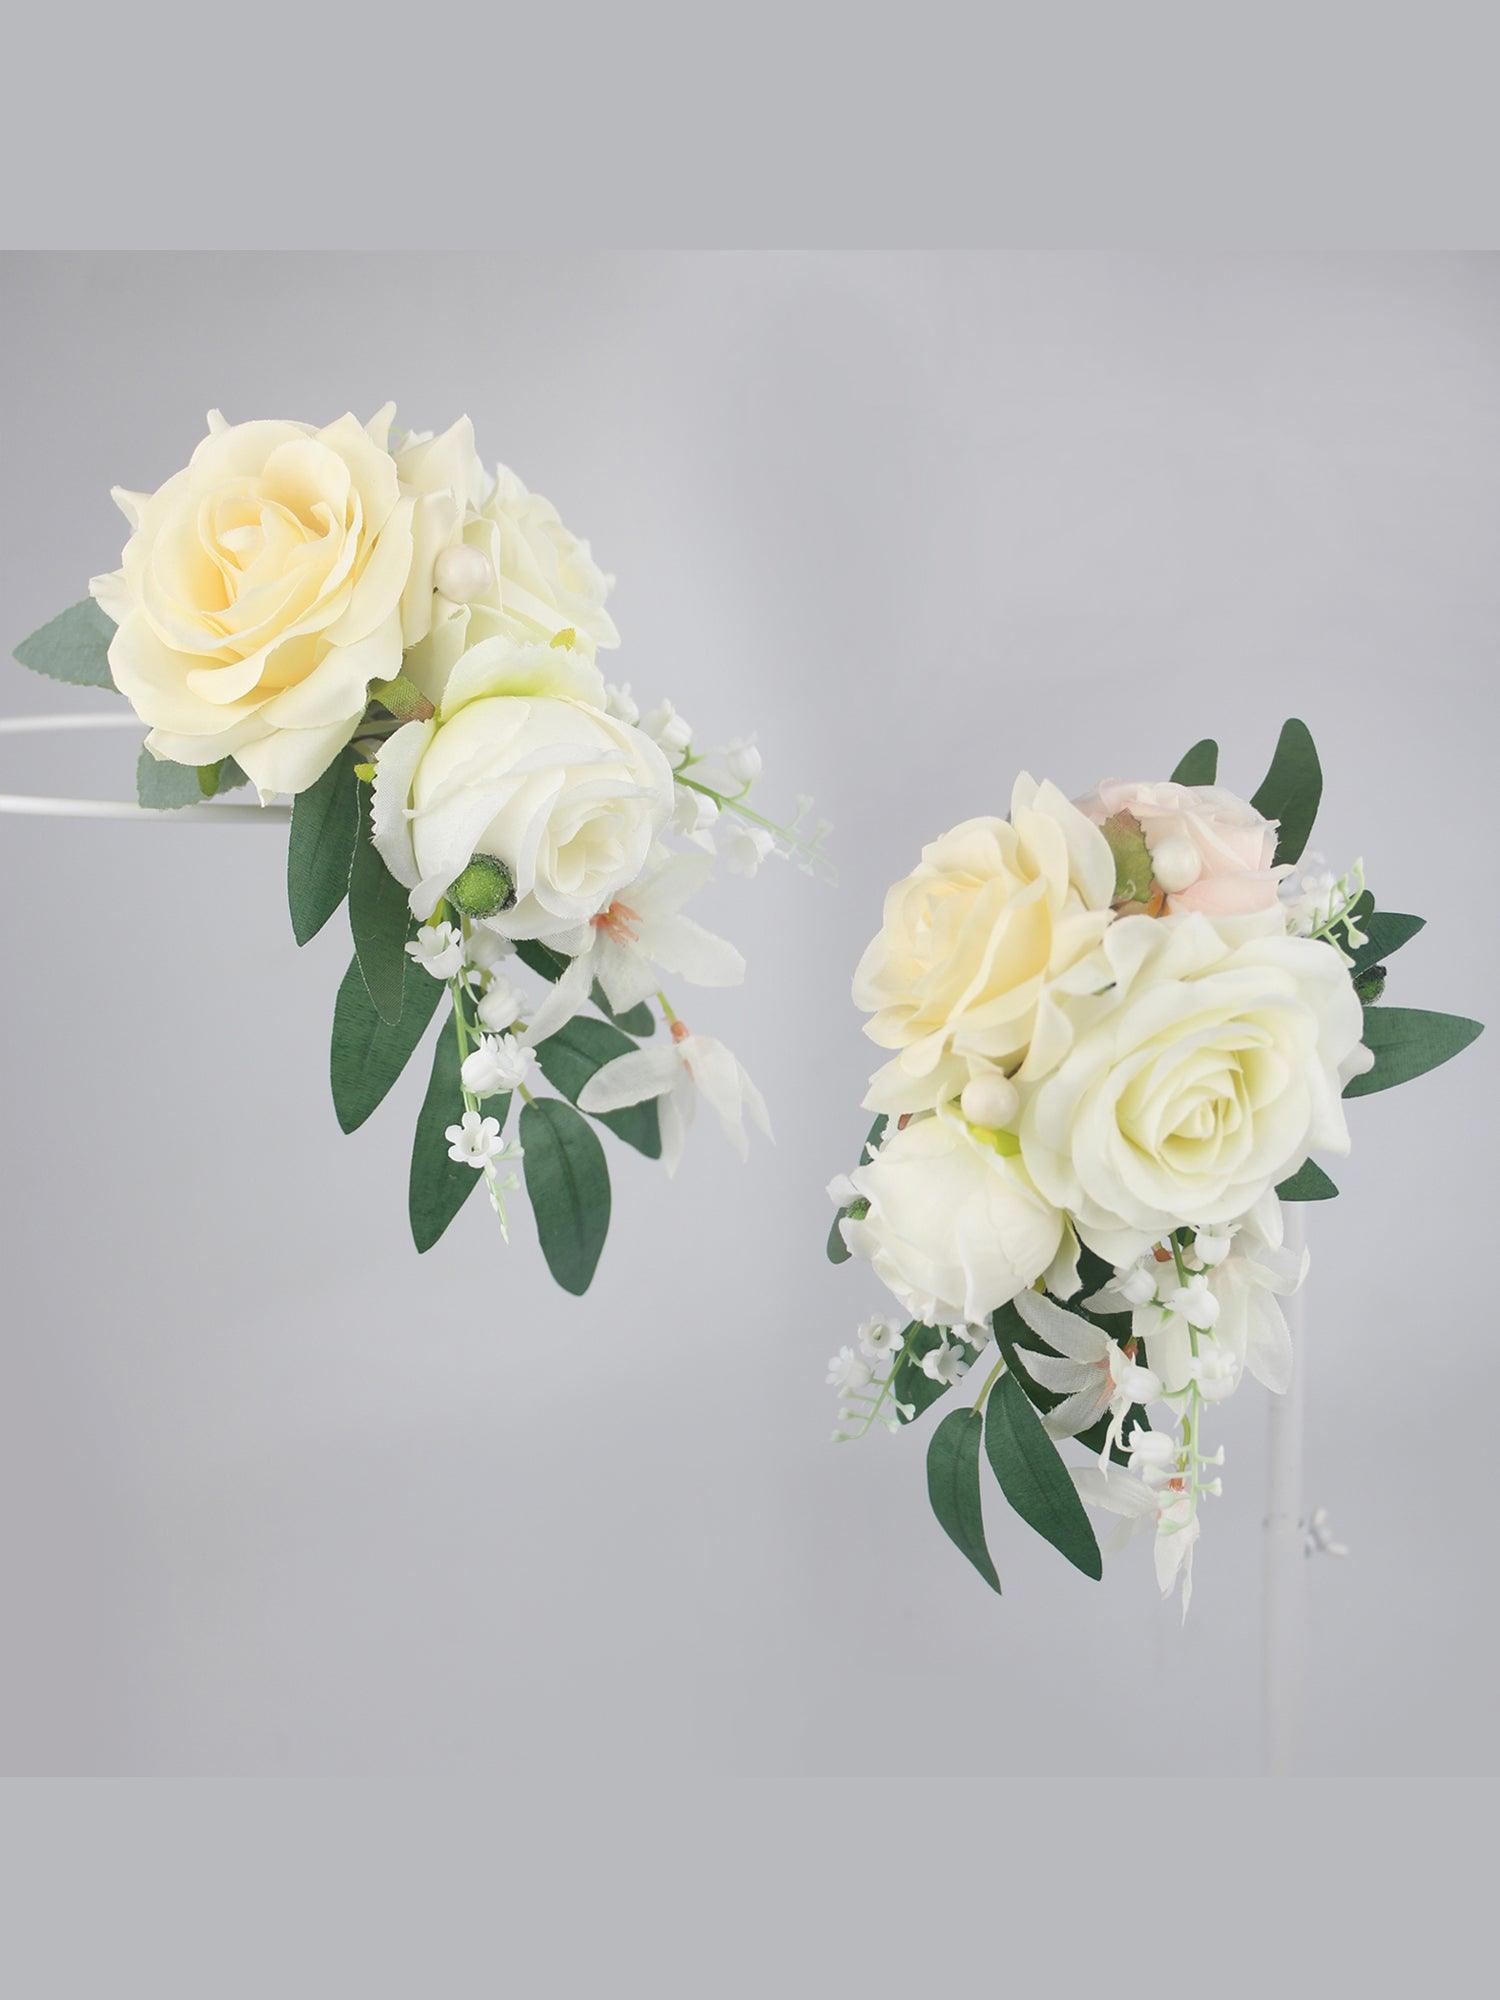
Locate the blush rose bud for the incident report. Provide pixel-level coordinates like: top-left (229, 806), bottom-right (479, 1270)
top-left (449, 855), bottom-right (516, 920)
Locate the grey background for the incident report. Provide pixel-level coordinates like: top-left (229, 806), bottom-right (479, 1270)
top-left (0, 252), bottom-right (1493, 1777)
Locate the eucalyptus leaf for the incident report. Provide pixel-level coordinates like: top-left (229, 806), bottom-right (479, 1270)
top-left (199, 758), bottom-right (248, 798)
top-left (409, 1012), bottom-right (505, 1252)
top-left (984, 1372), bottom-right (1102, 1580)
top-left (925, 1407), bottom-right (1001, 1594)
top-left (1344, 1006), bottom-right (1483, 1099)
top-left (14, 598), bottom-right (117, 688)
top-left (1276, 1159), bottom-right (1339, 1201)
top-left (1251, 717), bottom-right (1321, 865)
top-left (1170, 738), bottom-right (1219, 786)
top-left (533, 1015), bottom-right (661, 1158)
top-left (1345, 911), bottom-right (1424, 980)
top-left (348, 781), bottom-right (412, 1023)
top-left (330, 952), bottom-right (443, 1134)
top-left (521, 1096), bottom-right (611, 1295)
top-left (135, 748), bottom-right (209, 810)
top-left (288, 750), bottom-right (360, 946)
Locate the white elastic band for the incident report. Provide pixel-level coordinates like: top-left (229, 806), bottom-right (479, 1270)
top-left (0, 712), bottom-right (291, 822)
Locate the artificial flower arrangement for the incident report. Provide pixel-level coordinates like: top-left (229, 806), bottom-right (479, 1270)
top-left (825, 722), bottom-right (1481, 1610)
top-left (13, 407), bottom-right (829, 1292)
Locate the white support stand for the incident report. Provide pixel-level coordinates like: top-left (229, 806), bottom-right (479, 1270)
top-left (0, 713), bottom-right (290, 821)
top-left (1261, 1203), bottom-right (1308, 1775)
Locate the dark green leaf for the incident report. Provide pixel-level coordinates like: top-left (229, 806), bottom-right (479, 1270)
top-left (533, 1015), bottom-right (661, 1158)
top-left (589, 982), bottom-right (655, 1037)
top-left (926, 1408), bottom-right (1000, 1594)
top-left (288, 751), bottom-right (360, 946)
top-left (827, 1114), bottom-right (888, 1264)
top-left (992, 1300), bottom-right (1140, 1467)
top-left (348, 781), bottom-right (412, 1022)
top-left (408, 1011), bottom-right (506, 1252)
top-left (1346, 911), bottom-right (1424, 980)
top-left (14, 598), bottom-right (118, 688)
top-left (1170, 739), bottom-right (1219, 786)
top-left (1251, 717), bottom-right (1322, 865)
top-left (135, 748), bottom-right (208, 810)
top-left (1344, 1006), bottom-right (1483, 1099)
top-left (330, 952), bottom-right (443, 1134)
top-left (521, 1096), bottom-right (611, 1295)
top-left (984, 1372), bottom-right (1102, 1580)
top-left (891, 1323), bottom-right (950, 1422)
top-left (516, 939), bottom-right (569, 983)
top-left (1277, 1159), bottom-right (1339, 1201)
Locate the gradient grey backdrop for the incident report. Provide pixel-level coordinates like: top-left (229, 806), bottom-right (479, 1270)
top-left (1, 253), bottom-right (1494, 1776)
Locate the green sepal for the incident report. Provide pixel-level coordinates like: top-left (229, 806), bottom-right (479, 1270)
top-left (348, 780), bottom-right (412, 1022)
top-left (1353, 965), bottom-right (1387, 1006)
top-left (532, 1015), bottom-right (661, 1158)
top-left (1277, 1159), bottom-right (1339, 1201)
top-left (1102, 809), bottom-right (1154, 904)
top-left (408, 1010), bottom-right (505, 1252)
top-left (287, 750), bottom-right (360, 946)
top-left (14, 598), bottom-right (117, 688)
top-left (521, 1096), bottom-right (611, 1295)
top-left (925, 1408), bottom-right (1001, 1595)
top-left (1251, 717), bottom-right (1322, 866)
top-left (1344, 1006), bottom-right (1483, 1099)
top-left (1170, 739), bottom-right (1219, 786)
top-left (984, 1371), bottom-right (1102, 1581)
top-left (330, 952), bottom-right (443, 1134)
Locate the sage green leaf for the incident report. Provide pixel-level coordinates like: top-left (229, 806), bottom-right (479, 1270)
top-left (1277, 1159), bottom-right (1339, 1201)
top-left (1344, 1006), bottom-right (1483, 1099)
top-left (827, 1114), bottom-right (888, 1264)
top-left (288, 750), bottom-right (360, 945)
top-left (891, 1323), bottom-right (951, 1422)
top-left (1346, 911), bottom-right (1424, 980)
top-left (348, 781), bottom-right (412, 1022)
top-left (136, 748), bottom-right (208, 810)
top-left (533, 1015), bottom-right (661, 1158)
top-left (521, 1096), bottom-right (611, 1295)
top-left (1102, 810), bottom-right (1153, 903)
top-left (926, 1408), bottom-right (1001, 1594)
top-left (984, 1372), bottom-right (1102, 1580)
top-left (14, 598), bottom-right (117, 688)
top-left (199, 758), bottom-right (248, 798)
top-left (330, 952), bottom-right (443, 1134)
top-left (1251, 717), bottom-right (1321, 865)
top-left (1170, 738), bottom-right (1219, 786)
top-left (409, 1012), bottom-right (506, 1252)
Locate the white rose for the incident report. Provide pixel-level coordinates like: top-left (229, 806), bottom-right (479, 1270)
top-left (1020, 912), bottom-right (1371, 1266)
top-left (371, 635), bottom-right (671, 938)
top-left (842, 1110), bottom-right (1066, 1327)
top-left (852, 776), bottom-right (1115, 1116)
top-left (88, 406), bottom-right (473, 797)
top-left (400, 459), bottom-right (619, 704)
top-left (1076, 779), bottom-right (1283, 916)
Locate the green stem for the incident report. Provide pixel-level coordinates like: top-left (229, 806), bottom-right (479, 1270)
top-left (971, 1354), bottom-right (1006, 1414)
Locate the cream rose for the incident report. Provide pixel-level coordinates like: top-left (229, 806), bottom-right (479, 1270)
top-left (842, 1111), bottom-right (1067, 1327)
top-left (371, 636), bottom-right (671, 939)
top-left (1077, 779), bottom-right (1283, 916)
top-left (852, 776), bottom-right (1115, 1116)
top-left (88, 406), bottom-right (478, 796)
top-left (1020, 912), bottom-right (1371, 1266)
top-left (400, 459), bottom-right (620, 705)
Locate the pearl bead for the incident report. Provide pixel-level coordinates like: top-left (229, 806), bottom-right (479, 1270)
top-left (1151, 835), bottom-right (1202, 894)
top-left (960, 1073), bottom-right (1020, 1131)
top-left (433, 543), bottom-right (496, 603)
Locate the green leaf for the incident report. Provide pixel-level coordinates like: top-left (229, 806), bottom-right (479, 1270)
top-left (1346, 911), bottom-right (1424, 980)
top-left (984, 1372), bottom-right (1102, 1580)
top-left (992, 1300), bottom-right (1141, 1468)
top-left (1170, 738), bottom-right (1219, 786)
top-left (288, 751), bottom-right (360, 946)
top-left (198, 757), bottom-right (248, 798)
top-left (330, 952), bottom-right (443, 1134)
top-left (1277, 1159), bottom-right (1339, 1201)
top-left (135, 748), bottom-right (209, 810)
top-left (1101, 810), bottom-right (1153, 903)
top-left (408, 1011), bottom-right (505, 1252)
top-left (533, 1015), bottom-right (661, 1158)
top-left (891, 1323), bottom-right (950, 1422)
top-left (827, 1114), bottom-right (888, 1264)
top-left (14, 598), bottom-right (118, 688)
top-left (593, 986), bottom-right (654, 1037)
top-left (521, 1096), bottom-right (611, 1295)
top-left (926, 1408), bottom-right (1001, 1594)
top-left (1251, 718), bottom-right (1322, 865)
top-left (516, 939), bottom-right (569, 983)
top-left (1344, 1006), bottom-right (1483, 1099)
top-left (348, 781), bottom-right (412, 1023)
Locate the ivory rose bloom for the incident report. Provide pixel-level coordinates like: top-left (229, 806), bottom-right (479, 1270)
top-left (1077, 779), bottom-right (1283, 916)
top-left (841, 1111), bottom-right (1068, 1327)
top-left (89, 406), bottom-right (477, 796)
top-left (372, 636), bottom-right (671, 939)
top-left (853, 776), bottom-right (1115, 1116)
top-left (401, 460), bottom-right (620, 704)
top-left (1020, 913), bottom-right (1372, 1266)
